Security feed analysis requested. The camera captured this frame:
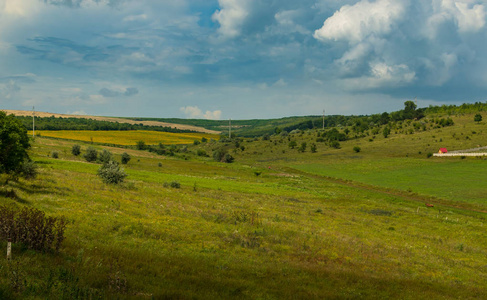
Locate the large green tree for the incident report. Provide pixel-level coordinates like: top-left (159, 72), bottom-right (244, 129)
top-left (0, 111), bottom-right (31, 174)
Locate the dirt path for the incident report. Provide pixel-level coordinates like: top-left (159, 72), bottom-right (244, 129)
top-left (285, 167), bottom-right (487, 215)
top-left (2, 109), bottom-right (220, 134)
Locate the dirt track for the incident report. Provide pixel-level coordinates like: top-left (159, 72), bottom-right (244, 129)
top-left (1, 110), bottom-right (220, 134)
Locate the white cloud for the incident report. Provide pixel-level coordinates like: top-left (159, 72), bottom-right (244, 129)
top-left (339, 62), bottom-right (416, 90)
top-left (180, 106), bottom-right (222, 120)
top-left (180, 106), bottom-right (202, 118)
top-left (212, 0), bottom-right (252, 38)
top-left (203, 110), bottom-right (222, 120)
top-left (123, 14), bottom-right (148, 22)
top-left (314, 0), bottom-right (406, 43)
top-left (427, 0), bottom-right (486, 37)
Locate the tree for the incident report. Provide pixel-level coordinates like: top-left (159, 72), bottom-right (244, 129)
top-left (97, 161), bottom-right (127, 184)
top-left (97, 149), bottom-right (112, 164)
top-left (71, 144), bottom-right (81, 156)
top-left (310, 143), bottom-right (317, 153)
top-left (0, 111), bottom-right (31, 174)
top-left (136, 140), bottom-right (146, 150)
top-left (121, 152), bottom-right (131, 164)
top-left (288, 140), bottom-right (297, 149)
top-left (383, 126), bottom-right (391, 138)
top-left (353, 146), bottom-right (361, 153)
top-left (83, 146), bottom-right (98, 162)
top-left (298, 142), bottom-right (307, 152)
top-left (474, 114), bottom-right (482, 123)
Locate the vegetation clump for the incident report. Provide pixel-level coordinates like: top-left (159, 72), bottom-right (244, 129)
top-left (71, 144), bottom-right (81, 156)
top-left (0, 205), bottom-right (67, 252)
top-left (0, 111), bottom-right (30, 175)
top-left (121, 152), bottom-right (131, 164)
top-left (83, 146), bottom-right (98, 162)
top-left (97, 161), bottom-right (127, 184)
top-left (97, 149), bottom-right (113, 164)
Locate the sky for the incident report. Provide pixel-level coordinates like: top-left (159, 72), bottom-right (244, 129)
top-left (1, 0), bottom-right (487, 120)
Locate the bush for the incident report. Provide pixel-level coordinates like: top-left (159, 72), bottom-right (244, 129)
top-left (0, 205), bottom-right (67, 252)
top-left (71, 144), bottom-right (81, 156)
top-left (201, 137), bottom-right (208, 143)
top-left (136, 140), bottom-right (146, 150)
top-left (330, 140), bottom-right (341, 149)
top-left (20, 160), bottom-right (38, 179)
top-left (97, 149), bottom-right (112, 164)
top-left (474, 114), bottom-right (482, 123)
top-left (298, 142), bottom-right (307, 153)
top-left (310, 143), bottom-right (317, 153)
top-left (121, 152), bottom-right (131, 164)
top-left (83, 146), bottom-right (98, 162)
top-left (164, 181), bottom-right (180, 188)
top-left (223, 153), bottom-right (234, 163)
top-left (427, 152), bottom-right (433, 158)
top-left (197, 149), bottom-right (207, 157)
top-left (97, 161), bottom-right (127, 184)
top-left (353, 146), bottom-right (361, 153)
top-left (51, 151), bottom-right (59, 159)
top-left (193, 140), bottom-right (201, 145)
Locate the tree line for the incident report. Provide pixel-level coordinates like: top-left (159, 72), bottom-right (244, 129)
top-left (15, 116), bottom-right (196, 133)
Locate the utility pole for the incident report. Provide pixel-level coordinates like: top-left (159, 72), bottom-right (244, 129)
top-left (32, 106), bottom-right (35, 137)
top-left (322, 109), bottom-right (325, 130)
top-left (229, 119), bottom-right (231, 139)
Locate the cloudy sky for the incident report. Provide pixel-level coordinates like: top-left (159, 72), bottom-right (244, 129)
top-left (1, 0), bottom-right (487, 119)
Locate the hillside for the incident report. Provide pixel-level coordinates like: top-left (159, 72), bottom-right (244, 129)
top-left (1, 105), bottom-right (487, 298)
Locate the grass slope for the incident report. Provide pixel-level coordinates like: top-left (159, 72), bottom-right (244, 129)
top-left (0, 111), bottom-right (486, 299)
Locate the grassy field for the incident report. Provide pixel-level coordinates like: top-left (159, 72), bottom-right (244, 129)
top-left (0, 112), bottom-right (486, 299)
top-left (32, 130), bottom-right (220, 145)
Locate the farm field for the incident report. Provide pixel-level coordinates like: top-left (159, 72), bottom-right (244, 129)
top-left (1, 110), bottom-right (487, 299)
top-left (32, 130), bottom-right (220, 145)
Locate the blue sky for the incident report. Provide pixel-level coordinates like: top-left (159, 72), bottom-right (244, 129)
top-left (1, 0), bottom-right (487, 120)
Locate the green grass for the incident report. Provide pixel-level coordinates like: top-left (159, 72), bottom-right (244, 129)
top-left (293, 158), bottom-right (487, 207)
top-left (1, 112), bottom-right (487, 299)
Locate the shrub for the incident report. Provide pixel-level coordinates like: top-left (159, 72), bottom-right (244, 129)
top-left (353, 146), bottom-right (361, 153)
top-left (201, 137), bottom-right (208, 143)
top-left (474, 114), bottom-right (482, 123)
top-left (20, 160), bottom-right (38, 179)
top-left (51, 151), bottom-right (59, 159)
top-left (121, 152), bottom-right (131, 164)
top-left (71, 144), bottom-right (81, 156)
top-left (298, 142), bottom-right (307, 153)
top-left (0, 205), bottom-right (67, 252)
top-left (288, 141), bottom-right (297, 149)
top-left (427, 152), bottom-right (433, 158)
top-left (193, 140), bottom-right (201, 145)
top-left (97, 161), bottom-right (127, 184)
top-left (136, 140), bottom-right (146, 150)
top-left (330, 140), bottom-right (341, 149)
top-left (383, 126), bottom-right (391, 138)
top-left (97, 149), bottom-right (112, 164)
top-left (223, 153), bottom-right (234, 163)
top-left (197, 149), bottom-right (207, 157)
top-left (164, 181), bottom-right (180, 188)
top-left (310, 143), bottom-right (317, 153)
top-left (158, 162), bottom-right (162, 167)
top-left (83, 146), bottom-right (98, 162)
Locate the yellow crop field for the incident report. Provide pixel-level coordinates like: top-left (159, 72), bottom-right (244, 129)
top-left (31, 130), bottom-right (220, 145)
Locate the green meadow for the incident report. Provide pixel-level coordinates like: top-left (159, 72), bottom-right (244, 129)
top-left (1, 110), bottom-right (487, 299)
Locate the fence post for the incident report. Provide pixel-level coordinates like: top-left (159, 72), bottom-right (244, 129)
top-left (7, 238), bottom-right (12, 261)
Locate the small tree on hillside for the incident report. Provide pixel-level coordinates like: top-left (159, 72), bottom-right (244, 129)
top-left (121, 152), bottom-right (131, 164)
top-left (83, 146), bottom-right (98, 162)
top-left (97, 161), bottom-right (127, 184)
top-left (474, 114), bottom-right (482, 123)
top-left (71, 144), bottom-right (81, 156)
top-left (98, 149), bottom-right (112, 164)
top-left (383, 126), bottom-right (391, 138)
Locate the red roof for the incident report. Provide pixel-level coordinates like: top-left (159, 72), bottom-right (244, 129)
top-left (439, 148), bottom-right (448, 153)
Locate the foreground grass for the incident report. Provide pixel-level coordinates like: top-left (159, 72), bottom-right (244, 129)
top-left (1, 117), bottom-right (487, 298)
